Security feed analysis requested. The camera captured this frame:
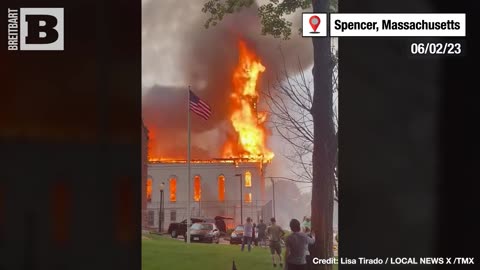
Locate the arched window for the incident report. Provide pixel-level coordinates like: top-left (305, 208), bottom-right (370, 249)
top-left (169, 176), bottom-right (177, 202)
top-left (218, 175), bottom-right (225, 201)
top-left (244, 171), bottom-right (252, 187)
top-left (193, 175), bottom-right (201, 201)
top-left (245, 192), bottom-right (252, 203)
top-left (146, 178), bottom-right (152, 202)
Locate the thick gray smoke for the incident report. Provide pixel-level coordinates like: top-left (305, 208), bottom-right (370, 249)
top-left (142, 0), bottom-right (312, 159)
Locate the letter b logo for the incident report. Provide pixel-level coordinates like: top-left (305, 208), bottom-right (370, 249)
top-left (20, 8), bottom-right (63, 50)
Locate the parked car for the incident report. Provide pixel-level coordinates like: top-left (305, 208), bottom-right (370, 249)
top-left (168, 216), bottom-right (233, 239)
top-left (229, 225), bottom-right (244, 244)
top-left (229, 225), bottom-right (258, 245)
top-left (185, 222), bottom-right (220, 244)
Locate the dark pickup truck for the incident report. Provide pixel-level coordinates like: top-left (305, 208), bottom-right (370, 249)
top-left (167, 216), bottom-right (232, 238)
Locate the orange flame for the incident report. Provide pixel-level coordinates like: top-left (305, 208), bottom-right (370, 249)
top-left (147, 40), bottom-right (274, 163)
top-left (223, 40), bottom-right (274, 162)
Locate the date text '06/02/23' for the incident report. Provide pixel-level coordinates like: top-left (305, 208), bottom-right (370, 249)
top-left (410, 42), bottom-right (462, 55)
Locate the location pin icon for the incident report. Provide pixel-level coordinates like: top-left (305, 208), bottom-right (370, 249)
top-left (309, 15), bottom-right (321, 32)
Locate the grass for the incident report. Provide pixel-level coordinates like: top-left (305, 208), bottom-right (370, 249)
top-left (142, 234), bottom-right (338, 270)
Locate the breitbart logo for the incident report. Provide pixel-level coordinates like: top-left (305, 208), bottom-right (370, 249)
top-left (7, 8), bottom-right (64, 51)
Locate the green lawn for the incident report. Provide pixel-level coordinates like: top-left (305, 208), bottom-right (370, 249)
top-left (142, 234), bottom-right (338, 270)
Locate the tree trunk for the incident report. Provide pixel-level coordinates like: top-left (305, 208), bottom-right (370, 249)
top-left (310, 0), bottom-right (336, 269)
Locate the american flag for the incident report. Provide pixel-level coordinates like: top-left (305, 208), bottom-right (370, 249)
top-left (189, 90), bottom-right (212, 120)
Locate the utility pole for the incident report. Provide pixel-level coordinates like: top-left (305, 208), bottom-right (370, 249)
top-left (159, 182), bottom-right (165, 233)
top-left (271, 178), bottom-right (275, 218)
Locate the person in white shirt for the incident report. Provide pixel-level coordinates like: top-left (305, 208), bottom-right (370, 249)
top-left (241, 217), bottom-right (253, 252)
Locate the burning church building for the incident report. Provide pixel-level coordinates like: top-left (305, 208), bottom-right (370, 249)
top-left (145, 159), bottom-right (270, 230)
top-left (142, 40), bottom-right (276, 231)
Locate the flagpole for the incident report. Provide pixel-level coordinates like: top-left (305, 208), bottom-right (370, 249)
top-left (186, 86), bottom-right (191, 244)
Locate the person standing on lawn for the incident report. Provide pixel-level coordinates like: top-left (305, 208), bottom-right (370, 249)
top-left (304, 227), bottom-right (315, 270)
top-left (284, 219), bottom-right (315, 270)
top-left (252, 222), bottom-right (256, 248)
top-left (241, 217), bottom-right (253, 252)
top-left (267, 217), bottom-right (285, 268)
top-left (256, 219), bottom-right (267, 248)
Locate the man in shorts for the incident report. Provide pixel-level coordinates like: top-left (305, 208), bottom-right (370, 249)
top-left (267, 217), bottom-right (285, 267)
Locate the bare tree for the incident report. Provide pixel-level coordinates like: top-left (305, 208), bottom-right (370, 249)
top-left (263, 45), bottom-right (338, 202)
